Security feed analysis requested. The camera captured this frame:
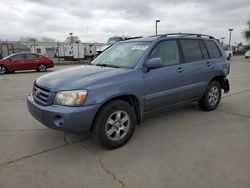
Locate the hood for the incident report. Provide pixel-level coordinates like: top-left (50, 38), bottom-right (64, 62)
top-left (36, 65), bottom-right (128, 92)
top-left (0, 59), bottom-right (7, 62)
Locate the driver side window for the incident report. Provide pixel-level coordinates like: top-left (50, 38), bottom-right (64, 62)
top-left (149, 40), bottom-right (180, 67)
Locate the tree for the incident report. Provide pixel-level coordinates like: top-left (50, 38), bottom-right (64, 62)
top-left (40, 37), bottom-right (56, 42)
top-left (19, 36), bottom-right (37, 42)
top-left (65, 36), bottom-right (81, 43)
top-left (243, 20), bottom-right (250, 43)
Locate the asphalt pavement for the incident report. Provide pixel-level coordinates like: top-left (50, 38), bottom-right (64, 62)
top-left (0, 57), bottom-right (250, 188)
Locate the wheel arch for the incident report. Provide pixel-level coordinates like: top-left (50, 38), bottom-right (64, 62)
top-left (210, 75), bottom-right (224, 86)
top-left (90, 94), bottom-right (142, 131)
top-left (209, 75), bottom-right (229, 93)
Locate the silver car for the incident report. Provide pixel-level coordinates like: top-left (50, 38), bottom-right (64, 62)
top-left (245, 50), bottom-right (250, 59)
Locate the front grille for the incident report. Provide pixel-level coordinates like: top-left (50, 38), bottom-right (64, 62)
top-left (33, 83), bottom-right (51, 105)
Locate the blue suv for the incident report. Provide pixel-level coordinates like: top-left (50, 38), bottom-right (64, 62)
top-left (27, 33), bottom-right (230, 149)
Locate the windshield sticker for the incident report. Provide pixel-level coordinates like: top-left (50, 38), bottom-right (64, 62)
top-left (132, 45), bottom-right (149, 50)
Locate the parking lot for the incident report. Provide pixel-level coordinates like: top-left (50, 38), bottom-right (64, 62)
top-left (0, 56), bottom-right (250, 188)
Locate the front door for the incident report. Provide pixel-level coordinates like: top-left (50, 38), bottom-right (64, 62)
top-left (8, 54), bottom-right (26, 70)
top-left (144, 40), bottom-right (186, 113)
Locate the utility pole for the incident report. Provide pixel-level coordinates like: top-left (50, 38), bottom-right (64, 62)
top-left (69, 32), bottom-right (73, 43)
top-left (228, 28), bottom-right (233, 50)
top-left (155, 20), bottom-right (160, 36)
top-left (221, 37), bottom-right (225, 46)
top-left (33, 40), bottom-right (36, 52)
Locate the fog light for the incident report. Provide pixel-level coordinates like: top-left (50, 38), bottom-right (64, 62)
top-left (53, 116), bottom-right (64, 127)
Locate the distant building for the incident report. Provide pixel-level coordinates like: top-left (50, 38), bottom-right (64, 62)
top-left (0, 40), bottom-right (105, 60)
top-left (0, 42), bottom-right (30, 58)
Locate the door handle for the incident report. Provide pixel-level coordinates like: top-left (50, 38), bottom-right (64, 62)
top-left (176, 67), bottom-right (184, 73)
top-left (206, 62), bottom-right (212, 67)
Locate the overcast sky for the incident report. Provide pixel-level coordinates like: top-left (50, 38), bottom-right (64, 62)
top-left (0, 0), bottom-right (249, 44)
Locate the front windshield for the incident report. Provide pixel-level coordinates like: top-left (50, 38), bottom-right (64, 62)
top-left (92, 41), bottom-right (150, 69)
top-left (3, 54), bottom-right (14, 59)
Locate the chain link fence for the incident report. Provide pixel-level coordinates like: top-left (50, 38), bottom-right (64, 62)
top-left (0, 41), bottom-right (105, 61)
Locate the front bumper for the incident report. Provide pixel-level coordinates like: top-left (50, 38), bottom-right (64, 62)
top-left (27, 94), bottom-right (100, 133)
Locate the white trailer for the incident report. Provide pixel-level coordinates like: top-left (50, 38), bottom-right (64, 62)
top-left (58, 44), bottom-right (73, 60)
top-left (73, 43), bottom-right (85, 59)
top-left (57, 42), bottom-right (105, 60)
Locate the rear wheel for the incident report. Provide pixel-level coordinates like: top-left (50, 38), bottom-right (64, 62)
top-left (0, 65), bottom-right (7, 75)
top-left (198, 81), bottom-right (221, 111)
top-left (92, 100), bottom-right (136, 149)
top-left (37, 64), bottom-right (47, 72)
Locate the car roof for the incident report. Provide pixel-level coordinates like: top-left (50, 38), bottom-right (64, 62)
top-left (13, 52), bottom-right (39, 55)
top-left (8, 52), bottom-right (42, 56)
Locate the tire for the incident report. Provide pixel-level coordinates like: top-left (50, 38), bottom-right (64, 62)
top-left (198, 80), bottom-right (222, 111)
top-left (37, 64), bottom-right (47, 72)
top-left (0, 65), bottom-right (7, 75)
top-left (92, 100), bottom-right (136, 149)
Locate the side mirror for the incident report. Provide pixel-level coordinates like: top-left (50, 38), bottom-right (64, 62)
top-left (145, 58), bottom-right (162, 70)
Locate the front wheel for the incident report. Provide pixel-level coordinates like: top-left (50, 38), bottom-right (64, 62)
top-left (92, 100), bottom-right (136, 149)
top-left (198, 81), bottom-right (222, 111)
top-left (37, 64), bottom-right (47, 72)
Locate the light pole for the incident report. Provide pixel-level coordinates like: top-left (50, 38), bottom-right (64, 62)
top-left (69, 32), bottom-right (73, 43)
top-left (221, 37), bottom-right (225, 46)
top-left (155, 20), bottom-right (160, 36)
top-left (228, 28), bottom-right (233, 50)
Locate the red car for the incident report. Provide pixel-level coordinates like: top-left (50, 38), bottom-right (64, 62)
top-left (0, 52), bottom-right (54, 75)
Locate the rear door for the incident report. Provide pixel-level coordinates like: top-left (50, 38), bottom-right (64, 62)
top-left (178, 39), bottom-right (212, 100)
top-left (25, 53), bottom-right (40, 69)
top-left (144, 40), bottom-right (186, 112)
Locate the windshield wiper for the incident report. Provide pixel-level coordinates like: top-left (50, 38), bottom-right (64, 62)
top-left (95, 64), bottom-right (120, 68)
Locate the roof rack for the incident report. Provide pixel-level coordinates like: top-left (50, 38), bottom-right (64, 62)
top-left (123, 36), bottom-right (143, 40)
top-left (156, 33), bottom-right (215, 39)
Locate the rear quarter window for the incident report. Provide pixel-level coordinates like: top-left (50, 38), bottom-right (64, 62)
top-left (203, 40), bottom-right (222, 59)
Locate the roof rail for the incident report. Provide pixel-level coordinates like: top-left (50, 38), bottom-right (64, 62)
top-left (157, 33), bottom-right (215, 39)
top-left (123, 36), bottom-right (143, 40)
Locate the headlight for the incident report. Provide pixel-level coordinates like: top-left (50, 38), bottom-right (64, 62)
top-left (54, 90), bottom-right (88, 106)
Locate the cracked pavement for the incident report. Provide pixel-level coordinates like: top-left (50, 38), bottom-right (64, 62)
top-left (0, 57), bottom-right (250, 188)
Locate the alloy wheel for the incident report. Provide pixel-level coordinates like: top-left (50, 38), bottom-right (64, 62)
top-left (0, 66), bottom-right (6, 75)
top-left (208, 86), bottom-right (219, 106)
top-left (105, 110), bottom-right (131, 141)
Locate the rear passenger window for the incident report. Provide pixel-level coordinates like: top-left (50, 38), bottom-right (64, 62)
top-left (149, 40), bottom-right (180, 66)
top-left (204, 40), bottom-right (222, 59)
top-left (26, 54), bottom-right (38, 59)
top-left (180, 40), bottom-right (203, 62)
top-left (199, 41), bottom-right (209, 59)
